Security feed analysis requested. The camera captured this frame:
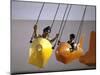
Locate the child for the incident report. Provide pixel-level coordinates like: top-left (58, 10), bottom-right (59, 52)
top-left (30, 25), bottom-right (59, 44)
top-left (67, 34), bottom-right (77, 52)
top-left (58, 34), bottom-right (77, 52)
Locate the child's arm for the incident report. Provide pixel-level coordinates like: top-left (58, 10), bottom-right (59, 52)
top-left (30, 25), bottom-right (38, 43)
top-left (50, 34), bottom-right (59, 43)
top-left (33, 25), bottom-right (38, 38)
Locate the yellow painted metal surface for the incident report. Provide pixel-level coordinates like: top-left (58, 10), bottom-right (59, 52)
top-left (28, 38), bottom-right (52, 68)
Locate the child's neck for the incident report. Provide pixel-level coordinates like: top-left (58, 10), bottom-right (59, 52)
top-left (42, 34), bottom-right (48, 38)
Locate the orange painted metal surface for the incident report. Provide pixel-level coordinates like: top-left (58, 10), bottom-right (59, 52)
top-left (55, 39), bottom-right (84, 64)
top-left (79, 31), bottom-right (96, 66)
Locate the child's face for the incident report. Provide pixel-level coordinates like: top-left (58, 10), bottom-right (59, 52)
top-left (43, 32), bottom-right (49, 36)
top-left (70, 37), bottom-right (74, 41)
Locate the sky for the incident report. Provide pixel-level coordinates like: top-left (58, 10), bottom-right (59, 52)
top-left (12, 1), bottom-right (96, 21)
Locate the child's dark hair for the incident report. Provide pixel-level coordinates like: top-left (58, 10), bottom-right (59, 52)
top-left (43, 26), bottom-right (51, 33)
top-left (70, 34), bottom-right (75, 39)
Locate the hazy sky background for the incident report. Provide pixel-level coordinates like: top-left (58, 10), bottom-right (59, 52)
top-left (12, 1), bottom-right (96, 20)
